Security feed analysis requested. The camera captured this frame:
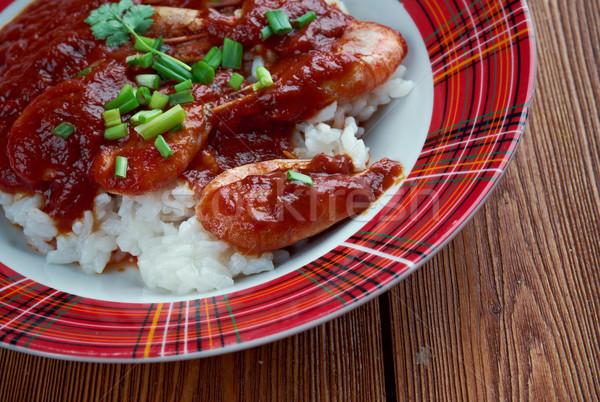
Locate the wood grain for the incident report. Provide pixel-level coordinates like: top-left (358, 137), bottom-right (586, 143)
top-left (1, 0), bottom-right (600, 400)
top-left (390, 0), bottom-right (600, 399)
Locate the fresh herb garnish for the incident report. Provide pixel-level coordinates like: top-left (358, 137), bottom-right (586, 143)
top-left (52, 122), bottom-right (76, 139)
top-left (85, 0), bottom-right (154, 47)
top-left (85, 0), bottom-right (191, 72)
top-left (287, 170), bottom-right (313, 186)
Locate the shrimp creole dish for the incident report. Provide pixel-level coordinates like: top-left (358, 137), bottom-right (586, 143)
top-left (0, 0), bottom-right (414, 293)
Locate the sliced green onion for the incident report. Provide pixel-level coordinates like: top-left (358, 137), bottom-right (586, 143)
top-left (115, 156), bottom-right (128, 179)
top-left (174, 79), bottom-right (193, 92)
top-left (128, 31), bottom-right (191, 73)
top-left (126, 55), bottom-right (139, 66)
top-left (228, 72), bottom-right (245, 90)
top-left (131, 109), bottom-right (163, 126)
top-left (118, 96), bottom-right (140, 114)
top-left (102, 109), bottom-right (121, 128)
top-left (287, 170), bottom-right (313, 186)
top-left (104, 122), bottom-right (128, 140)
top-left (221, 37), bottom-right (243, 70)
top-left (256, 65), bottom-right (274, 87)
top-left (192, 61), bottom-right (215, 85)
top-left (148, 91), bottom-right (169, 110)
top-left (152, 36), bottom-right (164, 51)
top-left (153, 56), bottom-right (193, 82)
top-left (295, 11), bottom-right (317, 28)
top-left (154, 135), bottom-right (173, 159)
top-left (77, 66), bottom-right (93, 77)
top-left (136, 86), bottom-right (151, 105)
top-left (261, 25), bottom-right (274, 41)
top-left (134, 36), bottom-right (157, 52)
top-left (169, 89), bottom-right (195, 105)
top-left (135, 105), bottom-right (187, 141)
top-left (203, 46), bottom-right (222, 70)
top-left (138, 53), bottom-right (155, 68)
top-left (135, 74), bottom-right (161, 90)
top-left (105, 86), bottom-right (138, 110)
top-left (51, 122), bottom-right (75, 139)
top-left (119, 83), bottom-right (134, 96)
top-left (266, 9), bottom-right (293, 35)
top-left (127, 54), bottom-right (154, 68)
top-left (153, 60), bottom-right (189, 83)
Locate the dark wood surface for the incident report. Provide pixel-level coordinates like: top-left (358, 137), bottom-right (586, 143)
top-left (2, 0), bottom-right (600, 400)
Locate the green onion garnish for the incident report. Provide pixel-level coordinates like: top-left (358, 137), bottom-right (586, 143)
top-left (228, 72), bottom-right (245, 90)
top-left (192, 60), bottom-right (215, 85)
top-left (118, 96), bottom-right (140, 114)
top-left (135, 104), bottom-right (187, 140)
top-left (140, 53), bottom-right (155, 68)
top-left (131, 109), bottom-right (162, 126)
top-left (126, 55), bottom-right (139, 66)
top-left (134, 36), bottom-right (157, 52)
top-left (261, 26), bottom-right (274, 41)
top-left (115, 156), bottom-right (128, 179)
top-left (203, 46), bottom-right (222, 70)
top-left (287, 170), bottom-right (313, 186)
top-left (52, 122), bottom-right (75, 139)
top-left (104, 122), bottom-right (129, 140)
top-left (141, 53), bottom-right (155, 69)
top-left (127, 54), bottom-right (154, 68)
top-left (102, 109), bottom-right (121, 128)
top-left (152, 36), bottom-right (164, 51)
top-left (154, 135), bottom-right (173, 159)
top-left (153, 60), bottom-right (186, 82)
top-left (295, 11), bottom-right (317, 28)
top-left (153, 56), bottom-right (193, 83)
top-left (148, 91), bottom-right (169, 109)
top-left (266, 9), bottom-right (293, 35)
top-left (136, 86), bottom-right (151, 105)
top-left (221, 37), bottom-right (243, 70)
top-left (78, 66), bottom-right (93, 77)
top-left (256, 66), bottom-right (274, 87)
top-left (174, 79), bottom-right (193, 92)
top-left (135, 74), bottom-right (161, 90)
top-left (119, 83), bottom-right (134, 96)
top-left (104, 88), bottom-right (135, 110)
top-left (125, 53), bottom-right (154, 68)
top-left (169, 89), bottom-right (195, 105)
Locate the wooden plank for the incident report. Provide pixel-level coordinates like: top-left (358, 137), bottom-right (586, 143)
top-left (387, 0), bottom-right (600, 399)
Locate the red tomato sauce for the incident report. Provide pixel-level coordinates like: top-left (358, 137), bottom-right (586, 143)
top-left (0, 0), bottom-right (401, 233)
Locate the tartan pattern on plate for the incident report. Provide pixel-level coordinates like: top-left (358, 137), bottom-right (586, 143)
top-left (0, 0), bottom-right (536, 361)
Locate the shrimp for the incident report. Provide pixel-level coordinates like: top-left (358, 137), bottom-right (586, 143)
top-left (89, 96), bottom-right (211, 196)
top-left (210, 19), bottom-right (408, 129)
top-left (145, 6), bottom-right (237, 63)
top-left (196, 154), bottom-right (402, 254)
top-left (8, 58), bottom-right (211, 210)
top-left (144, 2), bottom-right (407, 127)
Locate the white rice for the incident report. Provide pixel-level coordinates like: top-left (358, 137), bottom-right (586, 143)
top-left (0, 57), bottom-right (414, 295)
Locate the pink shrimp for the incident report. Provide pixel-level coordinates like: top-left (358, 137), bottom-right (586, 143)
top-left (196, 154), bottom-right (402, 254)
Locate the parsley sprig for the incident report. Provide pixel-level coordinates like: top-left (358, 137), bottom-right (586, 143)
top-left (85, 0), bottom-right (153, 47)
top-left (85, 0), bottom-right (191, 71)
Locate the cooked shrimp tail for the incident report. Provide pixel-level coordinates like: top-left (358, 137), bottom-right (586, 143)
top-left (210, 20), bottom-right (407, 129)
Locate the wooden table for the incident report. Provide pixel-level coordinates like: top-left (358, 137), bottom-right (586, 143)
top-left (1, 0), bottom-right (599, 400)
